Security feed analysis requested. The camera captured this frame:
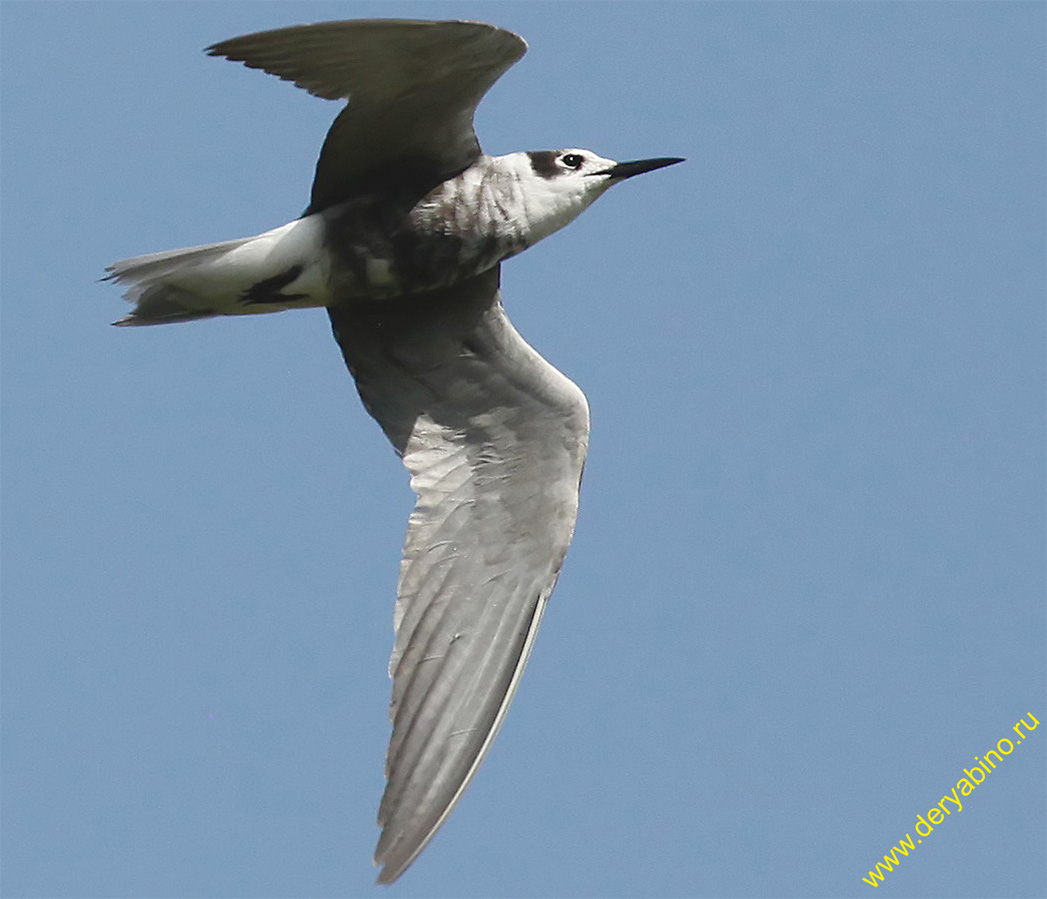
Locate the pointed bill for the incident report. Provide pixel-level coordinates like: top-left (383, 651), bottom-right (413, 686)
top-left (597, 157), bottom-right (686, 179)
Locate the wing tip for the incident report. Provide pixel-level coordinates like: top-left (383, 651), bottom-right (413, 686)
top-left (369, 595), bottom-right (553, 884)
top-left (374, 865), bottom-right (401, 886)
top-left (373, 839), bottom-right (420, 886)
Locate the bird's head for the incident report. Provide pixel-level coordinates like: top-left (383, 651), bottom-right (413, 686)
top-left (502, 149), bottom-right (684, 245)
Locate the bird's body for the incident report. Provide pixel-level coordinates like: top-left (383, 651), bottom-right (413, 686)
top-left (106, 18), bottom-right (680, 884)
top-left (108, 148), bottom-right (663, 324)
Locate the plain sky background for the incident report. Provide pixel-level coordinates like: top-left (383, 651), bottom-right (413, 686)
top-left (2, 3), bottom-right (1044, 898)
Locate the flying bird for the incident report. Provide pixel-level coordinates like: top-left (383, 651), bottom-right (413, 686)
top-left (105, 19), bottom-right (682, 883)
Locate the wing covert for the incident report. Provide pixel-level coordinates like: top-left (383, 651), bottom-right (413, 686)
top-left (207, 20), bottom-right (527, 212)
top-left (327, 268), bottom-right (588, 883)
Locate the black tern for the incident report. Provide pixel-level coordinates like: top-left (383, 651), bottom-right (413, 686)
top-left (105, 19), bottom-right (682, 883)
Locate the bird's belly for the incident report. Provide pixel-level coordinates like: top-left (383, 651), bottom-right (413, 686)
top-left (323, 202), bottom-right (515, 304)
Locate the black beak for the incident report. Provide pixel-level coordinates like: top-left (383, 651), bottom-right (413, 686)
top-left (596, 157), bottom-right (685, 179)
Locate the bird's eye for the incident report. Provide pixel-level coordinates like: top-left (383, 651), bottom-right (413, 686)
top-left (561, 153), bottom-right (584, 169)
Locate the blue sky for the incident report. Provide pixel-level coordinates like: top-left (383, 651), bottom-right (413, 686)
top-left (2, 3), bottom-right (1044, 897)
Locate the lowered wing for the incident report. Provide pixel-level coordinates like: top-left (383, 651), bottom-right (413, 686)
top-left (328, 267), bottom-right (589, 882)
top-left (207, 20), bottom-right (527, 212)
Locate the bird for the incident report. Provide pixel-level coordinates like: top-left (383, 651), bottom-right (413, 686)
top-left (105, 18), bottom-right (682, 884)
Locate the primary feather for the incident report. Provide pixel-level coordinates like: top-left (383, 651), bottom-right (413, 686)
top-left (329, 267), bottom-right (587, 881)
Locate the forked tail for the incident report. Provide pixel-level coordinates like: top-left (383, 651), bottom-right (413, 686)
top-left (105, 216), bottom-right (329, 325)
top-left (105, 237), bottom-right (255, 326)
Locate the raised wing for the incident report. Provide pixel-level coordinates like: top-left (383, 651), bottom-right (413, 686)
top-left (207, 20), bottom-right (527, 213)
top-left (327, 267), bottom-right (589, 883)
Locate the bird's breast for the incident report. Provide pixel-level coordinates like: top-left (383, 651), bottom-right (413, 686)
top-left (320, 177), bottom-right (525, 304)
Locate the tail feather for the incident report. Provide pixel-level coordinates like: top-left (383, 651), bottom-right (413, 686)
top-left (104, 237), bottom-right (255, 324)
top-left (105, 237), bottom-right (253, 285)
top-left (105, 237), bottom-right (256, 327)
top-left (105, 217), bottom-right (329, 326)
top-left (110, 291), bottom-right (220, 327)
